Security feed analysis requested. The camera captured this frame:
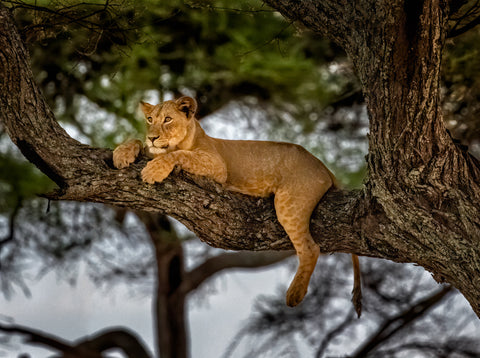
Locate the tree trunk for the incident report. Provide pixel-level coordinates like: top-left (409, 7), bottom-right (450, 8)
top-left (138, 213), bottom-right (188, 358)
top-left (155, 245), bottom-right (188, 358)
top-left (1, 1), bottom-right (480, 319)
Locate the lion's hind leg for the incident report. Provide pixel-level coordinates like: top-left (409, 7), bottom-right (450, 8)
top-left (274, 185), bottom-right (328, 307)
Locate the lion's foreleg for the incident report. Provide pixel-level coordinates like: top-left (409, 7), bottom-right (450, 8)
top-left (113, 139), bottom-right (143, 169)
top-left (141, 150), bottom-right (227, 184)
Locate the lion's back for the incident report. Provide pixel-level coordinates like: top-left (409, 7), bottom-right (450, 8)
top-left (211, 138), bottom-right (333, 197)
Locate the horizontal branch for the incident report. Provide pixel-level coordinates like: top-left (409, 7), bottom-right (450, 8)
top-left (0, 323), bottom-right (152, 358)
top-left (181, 251), bottom-right (294, 295)
top-left (44, 159), bottom-right (374, 256)
top-left (0, 0), bottom-right (468, 278)
top-left (0, 1), bottom-right (398, 269)
top-left (0, 322), bottom-right (80, 355)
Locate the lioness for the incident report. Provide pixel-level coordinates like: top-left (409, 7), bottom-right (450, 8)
top-left (113, 96), bottom-right (361, 310)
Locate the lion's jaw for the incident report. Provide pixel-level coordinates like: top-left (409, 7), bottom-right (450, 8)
top-left (145, 144), bottom-right (169, 157)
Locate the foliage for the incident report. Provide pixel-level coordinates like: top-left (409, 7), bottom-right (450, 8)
top-left (6, 0), bottom-right (352, 147)
top-left (443, 26), bottom-right (480, 148)
top-left (0, 150), bottom-right (54, 213)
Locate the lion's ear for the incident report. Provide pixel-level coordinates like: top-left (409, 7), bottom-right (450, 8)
top-left (175, 96), bottom-right (197, 119)
top-left (140, 101), bottom-right (154, 115)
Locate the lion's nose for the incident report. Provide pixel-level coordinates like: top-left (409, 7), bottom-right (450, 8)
top-left (148, 136), bottom-right (159, 144)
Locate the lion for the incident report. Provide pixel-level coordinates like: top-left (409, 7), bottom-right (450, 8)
top-left (113, 96), bottom-right (362, 311)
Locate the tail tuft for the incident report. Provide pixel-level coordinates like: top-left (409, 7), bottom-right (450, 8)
top-left (351, 254), bottom-right (362, 318)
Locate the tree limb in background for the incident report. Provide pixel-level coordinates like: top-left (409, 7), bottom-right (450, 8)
top-left (448, 0), bottom-right (480, 37)
top-left (351, 286), bottom-right (454, 357)
top-left (315, 307), bottom-right (357, 358)
top-left (0, 196), bottom-right (22, 250)
top-left (181, 250), bottom-right (294, 296)
top-left (0, 323), bottom-right (152, 358)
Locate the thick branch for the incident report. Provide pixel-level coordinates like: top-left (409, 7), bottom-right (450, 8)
top-left (0, 2), bottom-right (457, 262)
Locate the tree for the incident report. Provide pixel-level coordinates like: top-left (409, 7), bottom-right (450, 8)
top-left (0, 2), bottom-right (337, 356)
top-left (1, 0), bottom-right (480, 356)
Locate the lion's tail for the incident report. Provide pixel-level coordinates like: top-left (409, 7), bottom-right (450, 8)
top-left (351, 254), bottom-right (362, 317)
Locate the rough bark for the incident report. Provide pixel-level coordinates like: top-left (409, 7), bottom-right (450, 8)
top-left (1, 1), bottom-right (480, 320)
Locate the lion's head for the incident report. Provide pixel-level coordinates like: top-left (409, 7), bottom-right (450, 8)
top-left (140, 96), bottom-right (197, 157)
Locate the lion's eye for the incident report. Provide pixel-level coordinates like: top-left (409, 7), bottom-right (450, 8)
top-left (164, 116), bottom-right (172, 123)
top-left (146, 116), bottom-right (153, 124)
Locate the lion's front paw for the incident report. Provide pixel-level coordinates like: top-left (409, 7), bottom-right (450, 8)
top-left (113, 139), bottom-right (143, 169)
top-left (141, 157), bottom-right (174, 184)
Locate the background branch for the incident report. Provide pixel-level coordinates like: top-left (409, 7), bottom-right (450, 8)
top-left (352, 286), bottom-right (454, 357)
top-left (181, 251), bottom-right (294, 295)
top-left (0, 323), bottom-right (151, 358)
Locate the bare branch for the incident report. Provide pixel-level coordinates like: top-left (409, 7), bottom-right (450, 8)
top-left (0, 196), bottom-right (22, 250)
top-left (315, 308), bottom-right (357, 358)
top-left (0, 322), bottom-right (101, 358)
top-left (0, 323), bottom-right (152, 358)
top-left (181, 251), bottom-right (294, 295)
top-left (74, 327), bottom-right (152, 358)
top-left (448, 14), bottom-right (480, 36)
top-left (351, 286), bottom-right (454, 357)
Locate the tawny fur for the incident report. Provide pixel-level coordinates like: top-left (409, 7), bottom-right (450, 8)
top-left (113, 96), bottom-right (362, 310)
